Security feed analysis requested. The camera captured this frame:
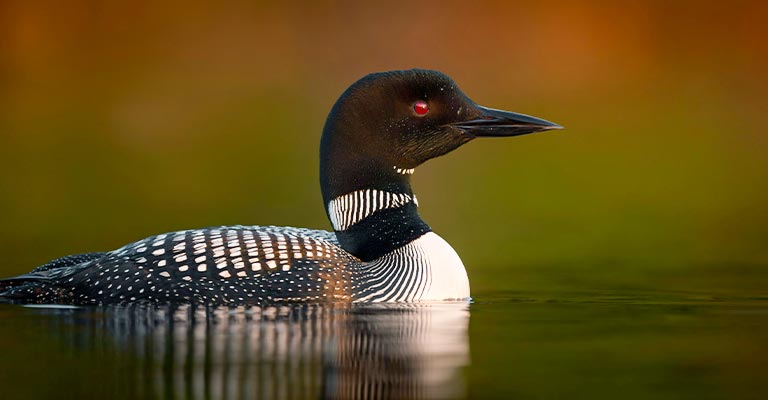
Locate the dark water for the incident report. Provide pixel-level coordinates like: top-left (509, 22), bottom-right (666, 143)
top-left (1, 292), bottom-right (767, 399)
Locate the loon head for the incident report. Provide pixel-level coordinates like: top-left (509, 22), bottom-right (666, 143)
top-left (320, 69), bottom-right (561, 203)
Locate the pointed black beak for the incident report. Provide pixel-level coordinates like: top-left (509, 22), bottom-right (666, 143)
top-left (452, 105), bottom-right (563, 137)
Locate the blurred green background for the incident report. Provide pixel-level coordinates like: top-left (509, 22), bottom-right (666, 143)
top-left (1, 1), bottom-right (767, 296)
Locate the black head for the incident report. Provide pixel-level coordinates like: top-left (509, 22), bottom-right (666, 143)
top-left (320, 69), bottom-right (561, 203)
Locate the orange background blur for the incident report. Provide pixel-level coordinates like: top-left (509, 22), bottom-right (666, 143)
top-left (1, 1), bottom-right (767, 294)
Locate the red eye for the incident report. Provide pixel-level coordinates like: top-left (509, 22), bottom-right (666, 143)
top-left (413, 100), bottom-right (429, 116)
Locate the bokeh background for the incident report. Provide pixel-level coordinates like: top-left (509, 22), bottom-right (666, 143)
top-left (2, 2), bottom-right (768, 399)
top-left (2, 1), bottom-right (767, 295)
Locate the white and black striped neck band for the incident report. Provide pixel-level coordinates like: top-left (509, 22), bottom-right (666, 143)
top-left (328, 189), bottom-right (419, 232)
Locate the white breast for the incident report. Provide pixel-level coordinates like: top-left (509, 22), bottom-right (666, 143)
top-left (412, 232), bottom-right (470, 301)
top-left (353, 232), bottom-right (470, 303)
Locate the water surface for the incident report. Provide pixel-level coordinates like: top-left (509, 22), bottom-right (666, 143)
top-left (1, 291), bottom-right (766, 399)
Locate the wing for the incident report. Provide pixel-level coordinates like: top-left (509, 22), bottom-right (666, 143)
top-left (62, 225), bottom-right (361, 304)
top-left (1, 252), bottom-right (107, 303)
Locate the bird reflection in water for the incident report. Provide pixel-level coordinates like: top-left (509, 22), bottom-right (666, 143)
top-left (35, 302), bottom-right (469, 399)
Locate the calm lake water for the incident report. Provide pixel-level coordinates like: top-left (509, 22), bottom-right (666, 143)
top-left (1, 291), bottom-right (767, 399)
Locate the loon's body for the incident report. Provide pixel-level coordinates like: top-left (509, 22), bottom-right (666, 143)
top-left (0, 69), bottom-right (560, 305)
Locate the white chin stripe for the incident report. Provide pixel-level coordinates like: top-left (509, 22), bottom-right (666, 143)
top-left (394, 166), bottom-right (415, 175)
top-left (328, 189), bottom-right (418, 231)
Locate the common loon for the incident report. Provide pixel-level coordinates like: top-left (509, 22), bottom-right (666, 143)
top-left (0, 69), bottom-right (561, 305)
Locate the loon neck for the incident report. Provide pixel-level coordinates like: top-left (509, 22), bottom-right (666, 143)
top-left (320, 118), bottom-right (429, 260)
top-left (326, 187), bottom-right (431, 261)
